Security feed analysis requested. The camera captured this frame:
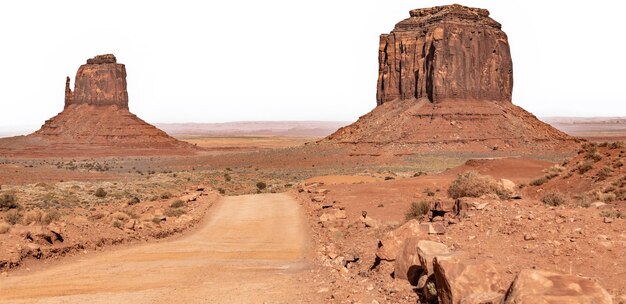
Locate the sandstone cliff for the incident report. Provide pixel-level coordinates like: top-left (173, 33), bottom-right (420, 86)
top-left (65, 54), bottom-right (129, 109)
top-left (324, 4), bottom-right (577, 153)
top-left (0, 54), bottom-right (195, 156)
top-left (377, 4), bottom-right (513, 105)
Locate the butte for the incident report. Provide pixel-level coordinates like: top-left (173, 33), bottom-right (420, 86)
top-left (0, 54), bottom-right (195, 157)
top-left (322, 4), bottom-right (578, 154)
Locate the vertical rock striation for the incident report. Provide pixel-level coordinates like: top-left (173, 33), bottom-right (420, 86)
top-left (376, 4), bottom-right (513, 105)
top-left (65, 54), bottom-right (129, 109)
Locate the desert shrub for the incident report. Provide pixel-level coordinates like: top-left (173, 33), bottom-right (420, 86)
top-left (595, 166), bottom-right (613, 181)
top-left (613, 159), bottom-right (624, 168)
top-left (600, 210), bottom-right (625, 219)
top-left (170, 200), bottom-right (185, 208)
top-left (0, 222), bottom-right (9, 234)
top-left (544, 165), bottom-right (564, 179)
top-left (384, 176), bottom-right (395, 180)
top-left (112, 220), bottom-right (122, 228)
top-left (530, 177), bottom-right (548, 186)
top-left (5, 210), bottom-right (22, 225)
top-left (405, 201), bottom-right (430, 221)
top-left (94, 188), bottom-right (107, 198)
top-left (152, 216), bottom-right (163, 224)
top-left (424, 188), bottom-right (435, 197)
top-left (160, 192), bottom-right (173, 199)
top-left (598, 142), bottom-right (609, 148)
top-left (596, 191), bottom-right (617, 203)
top-left (541, 191), bottom-right (566, 206)
top-left (164, 208), bottom-right (185, 217)
top-left (585, 152), bottom-right (603, 162)
top-left (577, 162), bottom-right (593, 174)
top-left (609, 141), bottom-right (624, 149)
top-left (447, 172), bottom-right (508, 199)
top-left (23, 209), bottom-right (44, 225)
top-left (224, 174), bottom-right (232, 182)
top-left (217, 188), bottom-right (226, 195)
top-left (0, 193), bottom-right (19, 211)
top-left (128, 197), bottom-right (140, 205)
top-left (256, 182), bottom-right (267, 190)
top-left (42, 209), bottom-right (61, 224)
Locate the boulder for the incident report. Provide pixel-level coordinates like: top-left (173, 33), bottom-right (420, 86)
top-left (420, 222), bottom-right (446, 235)
top-left (434, 255), bottom-right (505, 304)
top-left (503, 269), bottom-right (613, 304)
top-left (417, 240), bottom-right (451, 276)
top-left (394, 237), bottom-right (422, 284)
top-left (376, 219), bottom-right (424, 261)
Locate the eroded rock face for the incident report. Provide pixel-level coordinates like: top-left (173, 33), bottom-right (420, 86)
top-left (376, 4), bottom-right (513, 105)
top-left (65, 54), bottom-right (129, 109)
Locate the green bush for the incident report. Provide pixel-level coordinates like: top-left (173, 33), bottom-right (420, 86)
top-left (405, 201), bottom-right (430, 221)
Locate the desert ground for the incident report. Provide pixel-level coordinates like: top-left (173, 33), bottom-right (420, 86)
top-left (0, 120), bottom-right (624, 303)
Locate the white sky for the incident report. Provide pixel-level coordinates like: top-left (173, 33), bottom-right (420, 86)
top-left (0, 1), bottom-right (625, 134)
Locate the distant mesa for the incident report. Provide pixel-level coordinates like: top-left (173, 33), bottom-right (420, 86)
top-left (324, 4), bottom-right (578, 153)
top-left (0, 54), bottom-right (195, 157)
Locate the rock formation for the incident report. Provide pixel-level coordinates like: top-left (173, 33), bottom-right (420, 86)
top-left (376, 4), bottom-right (512, 105)
top-left (324, 4), bottom-right (578, 153)
top-left (64, 54), bottom-right (129, 109)
top-left (0, 54), bottom-right (195, 156)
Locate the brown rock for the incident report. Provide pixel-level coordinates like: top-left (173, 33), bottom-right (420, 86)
top-left (1, 54), bottom-right (196, 157)
top-left (376, 4), bottom-right (512, 105)
top-left (417, 240), bottom-right (451, 276)
top-left (321, 5), bottom-right (577, 154)
top-left (503, 269), bottom-right (613, 304)
top-left (434, 255), bottom-right (505, 304)
top-left (376, 219), bottom-right (424, 261)
top-left (394, 237), bottom-right (422, 284)
top-left (420, 222), bottom-right (446, 234)
top-left (66, 54), bottom-right (128, 109)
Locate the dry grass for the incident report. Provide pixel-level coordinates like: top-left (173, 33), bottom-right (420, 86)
top-left (541, 191), bottom-right (566, 206)
top-left (0, 193), bottom-right (19, 211)
top-left (0, 222), bottom-right (10, 234)
top-left (447, 171), bottom-right (510, 199)
top-left (405, 201), bottom-right (430, 221)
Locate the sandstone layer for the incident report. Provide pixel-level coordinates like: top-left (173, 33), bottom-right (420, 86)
top-left (324, 4), bottom-right (578, 153)
top-left (0, 54), bottom-right (195, 156)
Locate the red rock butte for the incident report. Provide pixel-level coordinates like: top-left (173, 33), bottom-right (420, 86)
top-left (0, 54), bottom-right (195, 157)
top-left (324, 4), bottom-right (578, 153)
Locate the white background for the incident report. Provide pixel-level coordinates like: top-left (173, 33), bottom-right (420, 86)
top-left (0, 0), bottom-right (624, 134)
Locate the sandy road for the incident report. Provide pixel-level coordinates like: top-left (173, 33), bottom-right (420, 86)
top-left (0, 193), bottom-right (320, 303)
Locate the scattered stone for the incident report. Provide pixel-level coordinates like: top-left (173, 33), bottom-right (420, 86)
top-left (523, 234), bottom-right (536, 241)
top-left (376, 219), bottom-right (424, 261)
top-left (434, 255), bottom-right (505, 304)
top-left (603, 217), bottom-right (613, 223)
top-left (591, 201), bottom-right (608, 209)
top-left (334, 210), bottom-right (347, 220)
top-left (420, 222), bottom-right (446, 235)
top-left (503, 269), bottom-right (613, 304)
top-left (312, 196), bottom-right (325, 203)
top-left (319, 213), bottom-right (336, 222)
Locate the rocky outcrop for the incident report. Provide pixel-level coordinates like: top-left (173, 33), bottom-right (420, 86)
top-left (323, 4), bottom-right (578, 153)
top-left (0, 54), bottom-right (197, 156)
top-left (376, 4), bottom-right (512, 105)
top-left (65, 54), bottom-right (129, 109)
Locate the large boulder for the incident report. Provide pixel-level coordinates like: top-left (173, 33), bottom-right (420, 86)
top-left (376, 219), bottom-right (424, 261)
top-left (394, 237), bottom-right (421, 284)
top-left (434, 255), bottom-right (505, 304)
top-left (417, 240), bottom-right (451, 276)
top-left (503, 269), bottom-right (613, 304)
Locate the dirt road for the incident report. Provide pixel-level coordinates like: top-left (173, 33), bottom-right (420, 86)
top-left (0, 193), bottom-right (320, 303)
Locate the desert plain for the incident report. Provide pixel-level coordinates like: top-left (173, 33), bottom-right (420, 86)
top-left (0, 3), bottom-right (625, 304)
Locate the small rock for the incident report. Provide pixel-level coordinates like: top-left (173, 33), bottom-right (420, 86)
top-left (603, 217), bottom-right (613, 223)
top-left (591, 201), bottom-right (608, 209)
top-left (523, 234), bottom-right (536, 241)
top-left (334, 210), bottom-right (347, 220)
top-left (311, 195), bottom-right (325, 203)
